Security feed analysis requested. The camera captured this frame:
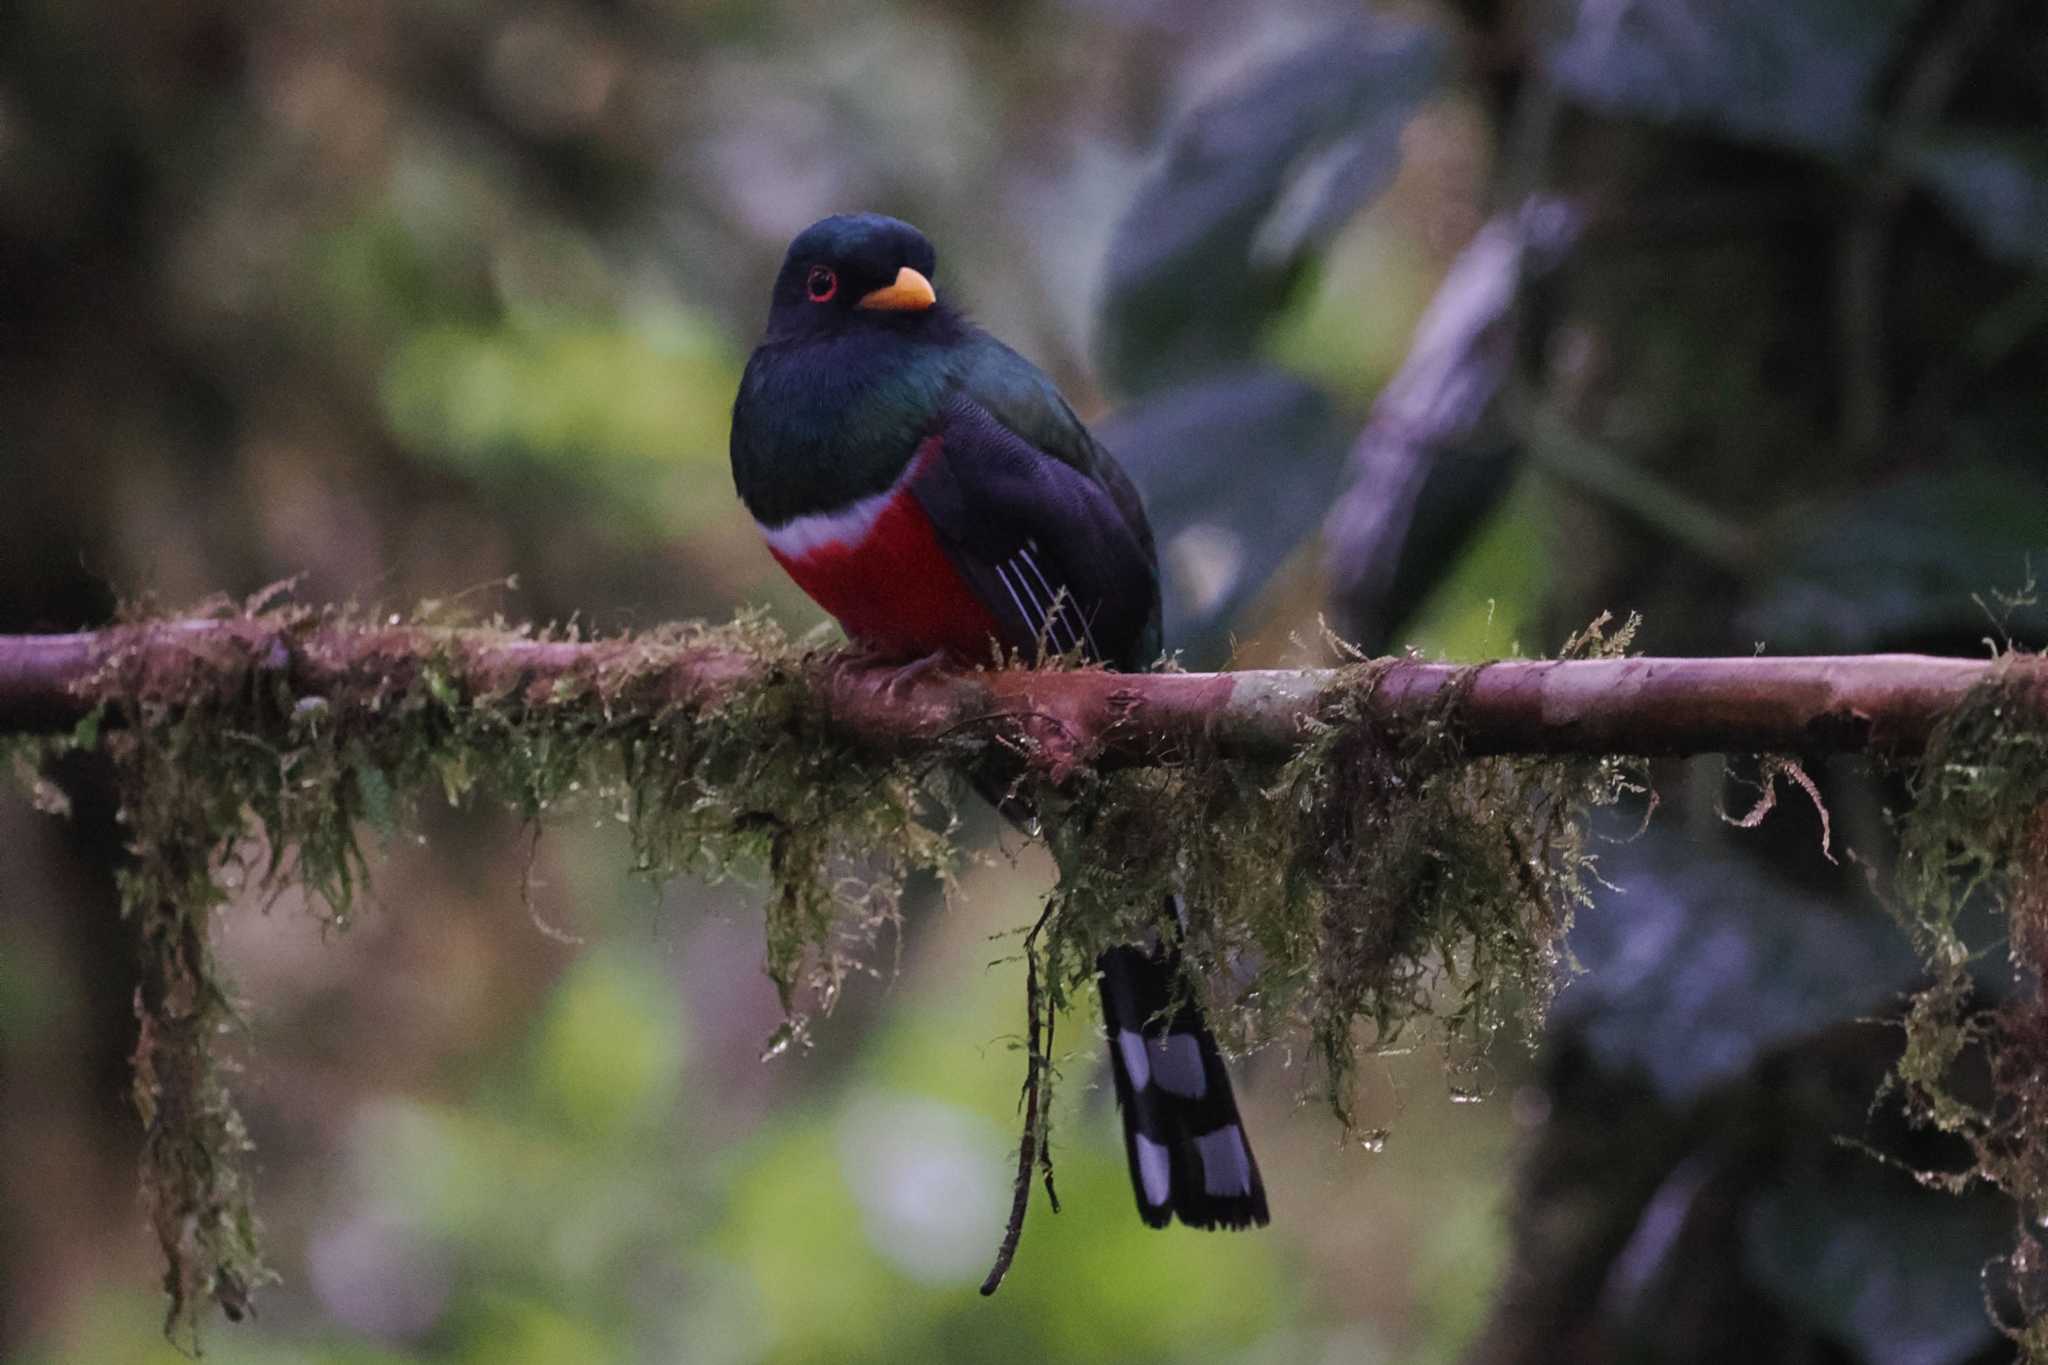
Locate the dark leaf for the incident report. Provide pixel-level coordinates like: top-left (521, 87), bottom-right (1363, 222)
top-left (1740, 460), bottom-right (2048, 653)
top-left (1098, 20), bottom-right (1445, 393)
top-left (1322, 199), bottom-right (1580, 648)
top-left (1097, 368), bottom-right (1351, 667)
top-left (1744, 1174), bottom-right (2006, 1365)
top-left (1909, 131), bottom-right (2048, 269)
top-left (1555, 829), bottom-right (1922, 1104)
top-left (1544, 0), bottom-right (1919, 159)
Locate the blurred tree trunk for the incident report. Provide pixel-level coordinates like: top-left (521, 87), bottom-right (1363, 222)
top-left (1457, 2), bottom-right (2048, 1361)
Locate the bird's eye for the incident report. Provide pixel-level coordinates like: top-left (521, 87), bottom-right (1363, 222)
top-left (806, 266), bottom-right (838, 302)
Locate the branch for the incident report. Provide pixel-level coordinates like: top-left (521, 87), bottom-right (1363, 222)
top-left (0, 617), bottom-right (2029, 759)
top-left (7, 613), bottom-right (2045, 1338)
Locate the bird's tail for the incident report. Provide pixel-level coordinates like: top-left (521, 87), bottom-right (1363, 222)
top-left (967, 763), bottom-right (1267, 1228)
top-left (1096, 921), bottom-right (1269, 1230)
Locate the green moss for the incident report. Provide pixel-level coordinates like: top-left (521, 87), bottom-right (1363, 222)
top-left (1017, 613), bottom-right (1643, 1130)
top-left (14, 605), bottom-right (966, 1345)
top-left (1890, 654), bottom-right (2048, 1349)
top-left (9, 603), bottom-right (1650, 1341)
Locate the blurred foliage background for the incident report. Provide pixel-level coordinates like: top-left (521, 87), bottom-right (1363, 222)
top-left (2, 0), bottom-right (2046, 1361)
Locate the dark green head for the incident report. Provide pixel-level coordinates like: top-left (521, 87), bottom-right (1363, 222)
top-left (764, 213), bottom-right (942, 341)
top-left (734, 214), bottom-right (966, 523)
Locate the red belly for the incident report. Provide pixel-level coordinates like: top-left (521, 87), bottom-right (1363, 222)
top-left (768, 484), bottom-right (1003, 660)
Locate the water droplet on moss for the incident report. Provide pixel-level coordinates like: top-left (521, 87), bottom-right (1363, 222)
top-left (760, 1028), bottom-right (794, 1062)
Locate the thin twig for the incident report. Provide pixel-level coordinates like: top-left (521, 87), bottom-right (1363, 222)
top-left (1039, 995), bottom-right (1061, 1213)
top-left (981, 901), bottom-right (1060, 1296)
top-left (1840, 0), bottom-right (2004, 454)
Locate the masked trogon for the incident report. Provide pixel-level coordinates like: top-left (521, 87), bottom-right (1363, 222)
top-left (729, 212), bottom-right (1268, 1232)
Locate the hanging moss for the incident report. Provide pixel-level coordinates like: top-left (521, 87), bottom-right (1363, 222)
top-left (1018, 613), bottom-right (1645, 1129)
top-left (1890, 653), bottom-right (2048, 1353)
top-left (7, 602), bottom-right (1651, 1341)
top-left (7, 604), bottom-right (969, 1345)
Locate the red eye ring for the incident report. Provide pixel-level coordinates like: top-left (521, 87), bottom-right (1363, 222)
top-left (806, 265), bottom-right (838, 302)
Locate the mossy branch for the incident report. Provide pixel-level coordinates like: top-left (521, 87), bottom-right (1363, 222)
top-left (0, 614), bottom-right (2020, 757)
top-left (4, 607), bottom-right (2047, 1342)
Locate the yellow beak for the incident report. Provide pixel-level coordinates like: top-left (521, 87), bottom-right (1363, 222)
top-left (857, 266), bottom-right (937, 312)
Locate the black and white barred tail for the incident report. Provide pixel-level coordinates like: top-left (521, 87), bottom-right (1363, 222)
top-left (1096, 939), bottom-right (1269, 1230)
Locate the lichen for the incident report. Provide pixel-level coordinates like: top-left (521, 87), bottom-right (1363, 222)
top-left (1889, 653), bottom-right (2048, 1352)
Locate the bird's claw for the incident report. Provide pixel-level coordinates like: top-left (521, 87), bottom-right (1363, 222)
top-left (833, 646), bottom-right (951, 699)
top-left (875, 650), bottom-right (950, 699)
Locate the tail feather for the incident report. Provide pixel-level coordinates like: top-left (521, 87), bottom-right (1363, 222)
top-left (1097, 939), bottom-right (1269, 1230)
top-left (967, 762), bottom-right (1269, 1229)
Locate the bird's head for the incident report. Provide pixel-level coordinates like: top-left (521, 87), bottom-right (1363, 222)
top-left (764, 213), bottom-right (941, 339)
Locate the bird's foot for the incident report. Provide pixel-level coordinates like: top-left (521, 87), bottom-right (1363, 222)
top-left (833, 646), bottom-right (953, 699)
top-left (874, 649), bottom-right (951, 699)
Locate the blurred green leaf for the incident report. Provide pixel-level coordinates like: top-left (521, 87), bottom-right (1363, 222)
top-left (1410, 1181), bottom-right (1509, 1362)
top-left (1909, 131), bottom-right (2048, 269)
top-left (457, 1293), bottom-right (618, 1365)
top-left (1260, 211), bottom-right (1438, 402)
top-left (529, 949), bottom-right (687, 1140)
top-left (1744, 1173), bottom-right (2005, 1364)
top-left (11, 1288), bottom-right (373, 1364)
top-left (1545, 0), bottom-right (1918, 158)
top-left (312, 208), bottom-right (490, 351)
top-left (1095, 368), bottom-right (1351, 665)
top-left (1398, 475), bottom-right (1546, 661)
top-left (719, 1122), bottom-right (897, 1360)
top-left (1098, 20), bottom-right (1444, 392)
top-left (379, 312), bottom-right (740, 534)
top-left (1742, 461), bottom-right (2048, 651)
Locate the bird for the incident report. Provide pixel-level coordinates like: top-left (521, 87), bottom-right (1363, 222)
top-left (730, 212), bottom-right (1268, 1233)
